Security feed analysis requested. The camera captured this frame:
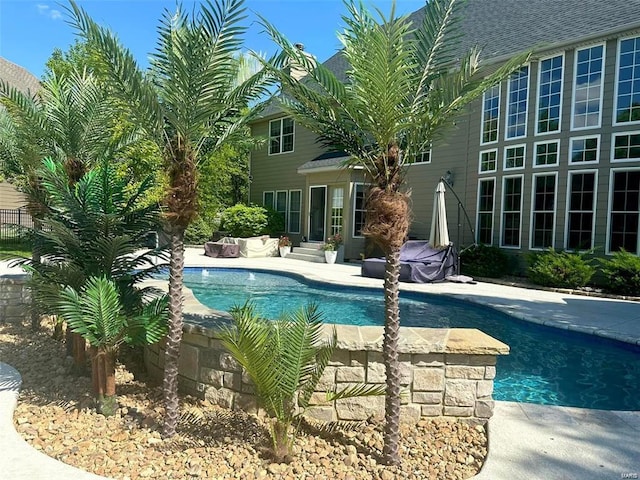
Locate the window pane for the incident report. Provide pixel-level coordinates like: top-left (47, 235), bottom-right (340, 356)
top-left (610, 171), bottom-right (640, 253)
top-left (616, 37), bottom-right (640, 123)
top-left (573, 45), bottom-right (603, 128)
top-left (567, 173), bottom-right (595, 250)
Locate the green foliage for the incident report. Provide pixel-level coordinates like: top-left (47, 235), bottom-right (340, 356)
top-left (599, 249), bottom-right (640, 296)
top-left (263, 207), bottom-right (285, 235)
top-left (219, 204), bottom-right (268, 238)
top-left (528, 249), bottom-right (595, 288)
top-left (22, 158), bottom-right (167, 316)
top-left (184, 215), bottom-right (214, 245)
top-left (460, 244), bottom-right (509, 278)
top-left (218, 302), bottom-right (384, 462)
top-left (58, 276), bottom-right (168, 350)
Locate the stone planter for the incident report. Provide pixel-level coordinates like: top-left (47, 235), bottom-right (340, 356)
top-left (324, 250), bottom-right (337, 264)
top-left (279, 246), bottom-right (291, 258)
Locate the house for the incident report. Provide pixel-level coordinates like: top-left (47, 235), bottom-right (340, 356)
top-left (251, 0), bottom-right (640, 265)
top-left (0, 57), bottom-right (39, 212)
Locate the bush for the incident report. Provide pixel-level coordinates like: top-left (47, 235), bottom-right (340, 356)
top-left (264, 207), bottom-right (285, 236)
top-left (528, 249), bottom-right (595, 288)
top-left (184, 216), bottom-right (214, 245)
top-left (460, 244), bottom-right (509, 278)
top-left (599, 249), bottom-right (640, 296)
top-left (219, 204), bottom-right (268, 238)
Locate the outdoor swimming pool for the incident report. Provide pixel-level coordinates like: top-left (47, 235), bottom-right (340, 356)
top-left (181, 267), bottom-right (640, 411)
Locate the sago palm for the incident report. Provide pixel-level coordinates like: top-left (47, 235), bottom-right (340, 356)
top-left (262, 0), bottom-right (529, 464)
top-left (67, 0), bottom-right (272, 436)
top-left (58, 276), bottom-right (168, 415)
top-left (219, 302), bottom-right (384, 462)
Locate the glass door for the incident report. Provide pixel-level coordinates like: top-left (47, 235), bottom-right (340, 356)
top-left (308, 186), bottom-right (326, 242)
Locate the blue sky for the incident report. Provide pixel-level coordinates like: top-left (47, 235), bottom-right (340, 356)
top-left (0, 0), bottom-right (426, 79)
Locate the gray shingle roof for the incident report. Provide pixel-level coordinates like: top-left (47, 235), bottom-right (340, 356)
top-left (0, 57), bottom-right (39, 96)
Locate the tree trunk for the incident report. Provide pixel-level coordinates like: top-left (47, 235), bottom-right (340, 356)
top-left (162, 228), bottom-right (185, 438)
top-left (382, 247), bottom-right (402, 466)
top-left (30, 219), bottom-right (42, 332)
top-left (90, 346), bottom-right (117, 416)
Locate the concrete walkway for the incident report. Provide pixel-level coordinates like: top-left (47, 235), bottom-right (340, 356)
top-left (1, 250), bottom-right (639, 479)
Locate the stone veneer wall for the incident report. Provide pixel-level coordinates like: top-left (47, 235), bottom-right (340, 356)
top-left (145, 316), bottom-right (508, 424)
top-left (0, 274), bottom-right (30, 324)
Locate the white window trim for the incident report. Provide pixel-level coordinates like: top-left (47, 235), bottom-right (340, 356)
top-left (504, 64), bottom-right (530, 141)
top-left (268, 117), bottom-right (295, 156)
top-left (480, 84), bottom-right (501, 146)
top-left (529, 172), bottom-right (558, 250)
top-left (605, 166), bottom-right (640, 254)
top-left (611, 130), bottom-right (640, 163)
top-left (503, 144), bottom-right (527, 171)
top-left (409, 149), bottom-right (432, 165)
top-left (533, 139), bottom-right (561, 168)
top-left (564, 169), bottom-right (598, 251)
top-left (288, 189), bottom-right (302, 234)
top-left (352, 182), bottom-right (366, 239)
top-left (263, 191), bottom-right (274, 208)
top-left (570, 42), bottom-right (606, 132)
top-left (275, 189), bottom-right (288, 212)
top-left (478, 148), bottom-right (498, 174)
top-left (476, 177), bottom-right (496, 245)
top-left (613, 35), bottom-right (640, 127)
top-left (569, 134), bottom-right (601, 165)
top-left (500, 174), bottom-right (524, 249)
top-left (535, 52), bottom-right (565, 136)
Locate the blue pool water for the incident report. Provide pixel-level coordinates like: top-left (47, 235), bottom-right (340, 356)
top-left (182, 267), bottom-right (640, 411)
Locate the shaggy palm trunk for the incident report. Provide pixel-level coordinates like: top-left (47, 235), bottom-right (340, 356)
top-left (90, 346), bottom-right (117, 416)
top-left (271, 420), bottom-right (293, 463)
top-left (162, 228), bottom-right (185, 438)
top-left (382, 248), bottom-right (402, 466)
top-left (30, 218), bottom-right (42, 331)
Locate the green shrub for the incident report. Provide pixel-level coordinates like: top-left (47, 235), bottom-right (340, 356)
top-left (184, 215), bottom-right (214, 244)
top-left (599, 249), bottom-right (640, 296)
top-left (219, 204), bottom-right (268, 238)
top-left (264, 207), bottom-right (285, 236)
top-left (528, 249), bottom-right (595, 288)
top-left (460, 244), bottom-right (509, 278)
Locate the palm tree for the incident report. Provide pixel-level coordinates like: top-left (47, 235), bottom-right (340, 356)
top-left (261, 0), bottom-right (529, 465)
top-left (66, 0), bottom-right (271, 437)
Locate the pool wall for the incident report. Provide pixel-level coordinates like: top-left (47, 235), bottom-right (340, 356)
top-left (144, 315), bottom-right (509, 424)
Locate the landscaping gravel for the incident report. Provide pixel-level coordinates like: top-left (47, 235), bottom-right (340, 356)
top-left (0, 321), bottom-right (487, 479)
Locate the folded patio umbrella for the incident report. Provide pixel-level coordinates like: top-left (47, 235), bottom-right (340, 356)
top-left (429, 180), bottom-right (450, 249)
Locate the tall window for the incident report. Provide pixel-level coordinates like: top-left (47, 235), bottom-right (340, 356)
top-left (504, 145), bottom-right (526, 170)
top-left (534, 140), bottom-right (560, 167)
top-left (531, 174), bottom-right (557, 249)
top-left (537, 55), bottom-right (563, 134)
top-left (481, 84), bottom-right (500, 144)
top-left (506, 66), bottom-right (529, 139)
top-left (353, 183), bottom-right (367, 237)
top-left (477, 179), bottom-right (495, 244)
top-left (263, 191), bottom-right (274, 208)
top-left (572, 45), bottom-right (604, 129)
top-left (330, 187), bottom-right (344, 235)
top-left (566, 171), bottom-right (596, 250)
top-left (615, 36), bottom-right (640, 124)
top-left (609, 170), bottom-right (640, 254)
top-left (288, 190), bottom-right (302, 234)
top-left (501, 176), bottom-right (523, 247)
top-left (275, 191), bottom-right (288, 223)
top-left (570, 136), bottom-right (599, 164)
top-left (479, 149), bottom-right (497, 173)
top-left (613, 132), bottom-right (640, 161)
top-left (269, 117), bottom-right (294, 154)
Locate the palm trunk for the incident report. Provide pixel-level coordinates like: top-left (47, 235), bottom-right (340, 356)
top-left (162, 228), bottom-right (185, 438)
top-left (382, 247), bottom-right (402, 466)
top-left (90, 346), bottom-right (117, 416)
top-left (30, 218), bottom-right (42, 331)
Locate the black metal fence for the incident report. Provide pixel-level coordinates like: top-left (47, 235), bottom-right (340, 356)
top-left (0, 207), bottom-right (33, 244)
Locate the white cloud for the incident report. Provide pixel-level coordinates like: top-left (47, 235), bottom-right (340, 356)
top-left (36, 3), bottom-right (62, 21)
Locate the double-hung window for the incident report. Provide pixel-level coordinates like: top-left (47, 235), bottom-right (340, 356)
top-left (477, 178), bottom-right (495, 244)
top-left (530, 173), bottom-right (557, 249)
top-left (566, 171), bottom-right (597, 250)
top-left (330, 187), bottom-right (344, 235)
top-left (269, 117), bottom-right (295, 154)
top-left (608, 169), bottom-right (640, 254)
top-left (288, 190), bottom-right (302, 234)
top-left (353, 183), bottom-right (367, 237)
top-left (501, 176), bottom-right (523, 248)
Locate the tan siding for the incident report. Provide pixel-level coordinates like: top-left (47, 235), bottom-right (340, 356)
top-left (0, 182), bottom-right (27, 209)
